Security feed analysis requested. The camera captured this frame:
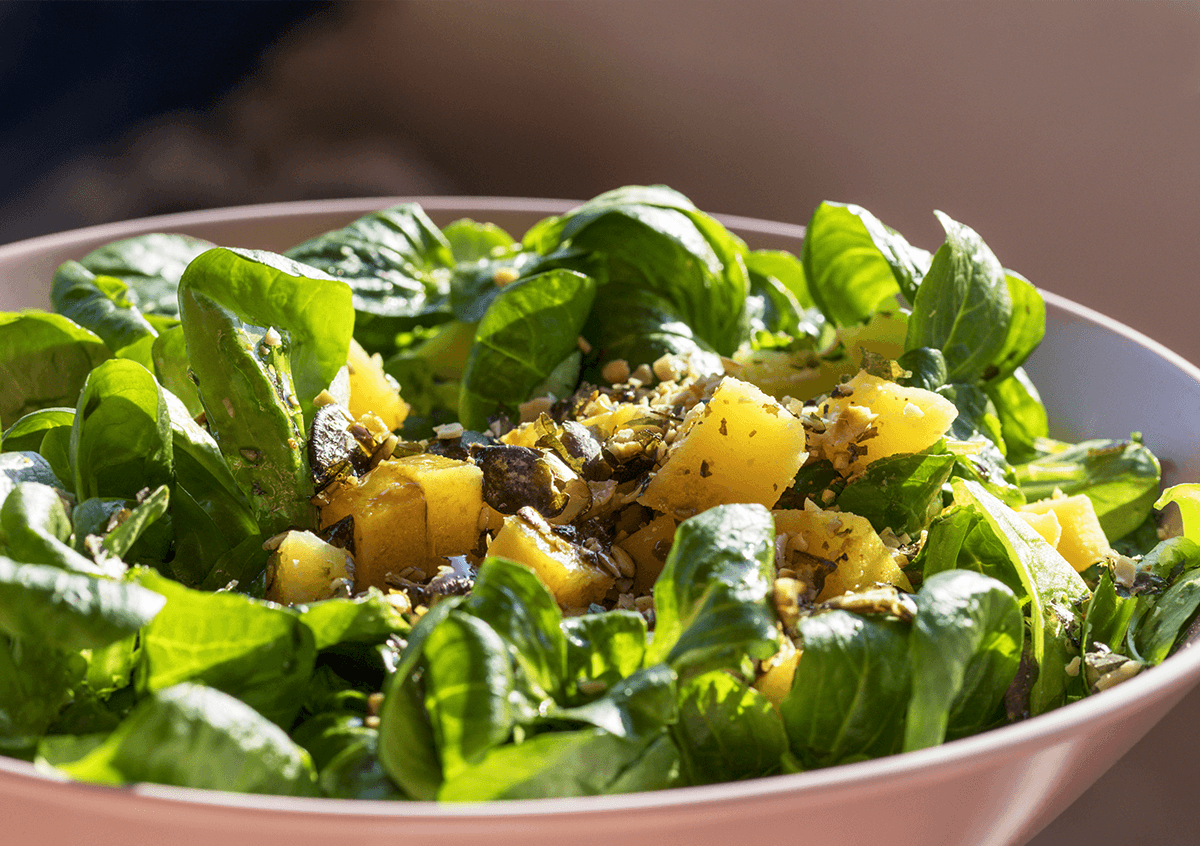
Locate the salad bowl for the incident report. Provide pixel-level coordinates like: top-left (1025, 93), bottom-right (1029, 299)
top-left (2, 198), bottom-right (1200, 846)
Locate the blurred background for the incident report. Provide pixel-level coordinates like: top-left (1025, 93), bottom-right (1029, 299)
top-left (4, 1), bottom-right (1200, 367)
top-left (3, 3), bottom-right (1200, 841)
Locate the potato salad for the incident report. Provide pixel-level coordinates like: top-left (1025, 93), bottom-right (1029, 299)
top-left (2, 186), bottom-right (1199, 800)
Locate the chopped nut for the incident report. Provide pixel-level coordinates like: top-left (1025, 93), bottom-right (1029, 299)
top-left (1112, 554), bottom-right (1138, 588)
top-left (602, 359), bottom-right (632, 384)
top-left (519, 396), bottom-right (555, 423)
top-left (610, 544), bottom-right (637, 579)
top-left (630, 363), bottom-right (654, 384)
top-left (652, 354), bottom-right (685, 383)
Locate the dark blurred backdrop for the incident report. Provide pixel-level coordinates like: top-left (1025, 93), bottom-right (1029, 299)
top-left (4, 1), bottom-right (1199, 373)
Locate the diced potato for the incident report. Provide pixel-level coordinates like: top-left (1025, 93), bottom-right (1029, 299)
top-left (754, 637), bottom-right (802, 705)
top-left (618, 513), bottom-right (678, 595)
top-left (320, 464), bottom-right (427, 590)
top-left (264, 530), bottom-right (354, 605)
top-left (388, 454), bottom-right (484, 560)
top-left (1017, 508), bottom-right (1063, 549)
top-left (638, 377), bottom-right (808, 519)
top-left (319, 454), bottom-right (485, 589)
top-left (1019, 494), bottom-right (1112, 572)
top-left (347, 338), bottom-right (409, 432)
top-left (807, 371), bottom-right (957, 476)
top-left (487, 507), bottom-right (615, 609)
top-left (773, 504), bottom-right (912, 600)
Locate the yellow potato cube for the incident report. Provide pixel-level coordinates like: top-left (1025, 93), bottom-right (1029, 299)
top-left (638, 377), bottom-right (807, 519)
top-left (1017, 508), bottom-right (1063, 549)
top-left (808, 371), bottom-right (957, 476)
top-left (389, 454), bottom-right (484, 560)
top-left (754, 638), bottom-right (802, 706)
top-left (264, 530), bottom-right (355, 605)
top-left (773, 504), bottom-right (912, 600)
top-left (1019, 494), bottom-right (1112, 572)
top-left (486, 507), bottom-right (615, 609)
top-left (320, 462), bottom-right (427, 590)
top-left (347, 338), bottom-right (409, 432)
top-left (320, 454), bottom-right (485, 588)
top-left (618, 513), bottom-right (677, 595)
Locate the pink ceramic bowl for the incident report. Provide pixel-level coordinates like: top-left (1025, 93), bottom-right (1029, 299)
top-left (2, 199), bottom-right (1200, 846)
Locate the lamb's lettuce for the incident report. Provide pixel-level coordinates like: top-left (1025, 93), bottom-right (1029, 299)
top-left (802, 201), bottom-right (930, 326)
top-left (285, 204), bottom-right (455, 356)
top-left (580, 283), bottom-right (719, 382)
top-left (563, 610), bottom-right (648, 690)
top-left (1157, 484), bottom-right (1200, 542)
top-left (523, 185), bottom-right (751, 355)
top-left (0, 453), bottom-right (62, 503)
top-left (903, 570), bottom-right (1022, 750)
top-left (985, 368), bottom-right (1049, 464)
top-left (836, 451), bottom-right (956, 537)
top-left (780, 609), bottom-right (912, 768)
top-left (459, 268), bottom-right (597, 430)
top-left (647, 503), bottom-right (778, 673)
top-left (906, 213), bottom-right (1013, 384)
top-left (1125, 538), bottom-right (1200, 664)
top-left (4, 186), bottom-right (1197, 802)
top-left (51, 262), bottom-right (160, 365)
top-left (0, 312), bottom-right (111, 428)
top-left (75, 233), bottom-right (214, 320)
top-left (0, 556), bottom-right (164, 651)
top-left (70, 486), bottom-right (170, 564)
top-left (418, 611), bottom-right (517, 781)
top-left (1, 409), bottom-right (75, 458)
top-left (179, 248), bottom-right (350, 536)
top-left (0, 635), bottom-right (85, 747)
top-left (950, 479), bottom-right (1088, 715)
top-left (672, 670), bottom-right (788, 784)
top-left (296, 589), bottom-right (410, 652)
top-left (70, 359), bottom-right (174, 503)
top-left (38, 683), bottom-right (319, 795)
top-left (133, 569), bottom-right (316, 727)
top-left (437, 727), bottom-right (680, 801)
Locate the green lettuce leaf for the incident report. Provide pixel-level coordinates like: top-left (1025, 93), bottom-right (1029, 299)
top-left (76, 232), bottom-right (215, 320)
top-left (906, 212), bottom-right (1012, 383)
top-left (0, 555), bottom-right (165, 651)
top-left (951, 478), bottom-right (1088, 715)
top-left (647, 503), bottom-right (778, 673)
top-left (903, 570), bottom-right (1022, 751)
top-left (459, 268), bottom-right (597, 430)
top-left (780, 609), bottom-right (911, 768)
top-left (0, 312), bottom-right (111, 428)
top-left (39, 683), bottom-right (319, 795)
top-left (802, 201), bottom-right (930, 327)
top-left (133, 569), bottom-right (316, 727)
top-left (672, 670), bottom-right (787, 784)
top-left (285, 204), bottom-right (455, 355)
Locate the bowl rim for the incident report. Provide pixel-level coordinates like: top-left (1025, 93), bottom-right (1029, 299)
top-left (3, 195), bottom-right (1200, 819)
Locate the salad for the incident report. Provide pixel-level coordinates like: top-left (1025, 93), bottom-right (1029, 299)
top-left (2, 185), bottom-right (1200, 800)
